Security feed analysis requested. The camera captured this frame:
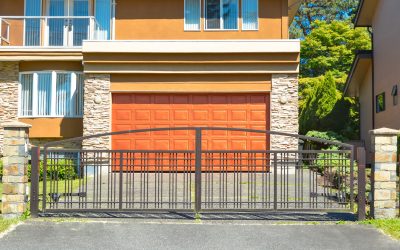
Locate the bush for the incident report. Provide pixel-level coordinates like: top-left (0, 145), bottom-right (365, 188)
top-left (27, 159), bottom-right (78, 182)
top-left (0, 158), bottom-right (3, 180)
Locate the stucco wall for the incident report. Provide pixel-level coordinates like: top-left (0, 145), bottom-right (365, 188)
top-left (270, 73), bottom-right (298, 150)
top-left (0, 62), bottom-right (19, 155)
top-left (373, 0), bottom-right (400, 130)
top-left (359, 65), bottom-right (373, 163)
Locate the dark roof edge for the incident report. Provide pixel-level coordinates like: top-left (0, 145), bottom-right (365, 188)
top-left (353, 0), bottom-right (372, 27)
top-left (344, 50), bottom-right (372, 96)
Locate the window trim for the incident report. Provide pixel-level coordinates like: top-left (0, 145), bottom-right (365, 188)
top-left (184, 0), bottom-right (201, 31)
top-left (18, 70), bottom-right (84, 118)
top-left (204, 0), bottom-right (240, 31)
top-left (376, 92), bottom-right (386, 113)
top-left (241, 0), bottom-right (259, 31)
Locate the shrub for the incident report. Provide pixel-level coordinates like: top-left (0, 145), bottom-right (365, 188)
top-left (27, 159), bottom-right (78, 182)
top-left (0, 158), bottom-right (3, 180)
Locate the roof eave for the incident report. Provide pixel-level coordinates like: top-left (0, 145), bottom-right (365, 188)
top-left (344, 50), bottom-right (372, 97)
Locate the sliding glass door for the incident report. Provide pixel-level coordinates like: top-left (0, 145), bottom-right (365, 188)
top-left (47, 0), bottom-right (89, 46)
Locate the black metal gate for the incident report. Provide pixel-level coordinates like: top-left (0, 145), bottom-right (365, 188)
top-left (30, 127), bottom-right (358, 216)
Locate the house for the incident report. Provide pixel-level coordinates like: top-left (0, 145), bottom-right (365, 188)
top-left (0, 0), bottom-right (301, 153)
top-left (344, 0), bottom-right (400, 163)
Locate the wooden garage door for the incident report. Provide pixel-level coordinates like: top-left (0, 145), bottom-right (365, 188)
top-left (112, 94), bottom-right (270, 151)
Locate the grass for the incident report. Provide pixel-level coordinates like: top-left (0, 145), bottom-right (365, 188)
top-left (0, 218), bottom-right (20, 233)
top-left (360, 219), bottom-right (400, 240)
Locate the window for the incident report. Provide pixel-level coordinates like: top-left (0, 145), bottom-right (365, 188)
top-left (376, 92), bottom-right (385, 113)
top-left (205, 0), bottom-right (239, 30)
top-left (242, 0), bottom-right (258, 30)
top-left (185, 0), bottom-right (201, 30)
top-left (19, 71), bottom-right (84, 117)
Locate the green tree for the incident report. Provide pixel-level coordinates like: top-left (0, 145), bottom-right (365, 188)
top-left (298, 20), bottom-right (370, 139)
top-left (300, 20), bottom-right (371, 78)
top-left (290, 0), bottom-right (359, 38)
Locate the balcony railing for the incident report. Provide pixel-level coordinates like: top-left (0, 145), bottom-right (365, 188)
top-left (0, 16), bottom-right (108, 48)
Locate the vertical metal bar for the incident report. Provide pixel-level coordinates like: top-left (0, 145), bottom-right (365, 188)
top-left (195, 128), bottom-right (202, 213)
top-left (30, 147), bottom-right (40, 218)
top-left (273, 153), bottom-right (278, 210)
top-left (119, 152), bottom-right (123, 210)
top-left (42, 148), bottom-right (48, 211)
top-left (350, 146), bottom-right (355, 211)
top-left (357, 147), bottom-right (366, 220)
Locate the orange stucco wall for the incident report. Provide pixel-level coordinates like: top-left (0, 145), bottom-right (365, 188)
top-left (0, 0), bottom-right (24, 16)
top-left (19, 118), bottom-right (83, 138)
top-left (115, 0), bottom-right (288, 40)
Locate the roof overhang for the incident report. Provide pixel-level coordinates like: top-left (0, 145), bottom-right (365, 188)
top-left (344, 50), bottom-right (372, 97)
top-left (288, 0), bottom-right (303, 23)
top-left (354, 0), bottom-right (379, 27)
top-left (82, 40), bottom-right (300, 74)
top-left (0, 48), bottom-right (82, 61)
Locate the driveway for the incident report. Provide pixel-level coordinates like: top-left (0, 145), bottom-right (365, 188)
top-left (1, 219), bottom-right (399, 250)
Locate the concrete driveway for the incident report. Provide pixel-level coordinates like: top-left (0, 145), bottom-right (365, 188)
top-left (1, 219), bottom-right (399, 250)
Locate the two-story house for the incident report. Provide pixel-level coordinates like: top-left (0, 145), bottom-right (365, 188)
top-left (0, 0), bottom-right (301, 153)
top-left (344, 0), bottom-right (400, 163)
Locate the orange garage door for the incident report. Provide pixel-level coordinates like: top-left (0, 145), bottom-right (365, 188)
top-left (112, 94), bottom-right (270, 151)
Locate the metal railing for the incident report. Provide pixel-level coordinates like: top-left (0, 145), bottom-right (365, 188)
top-left (0, 16), bottom-right (108, 47)
top-left (30, 127), bottom-right (357, 216)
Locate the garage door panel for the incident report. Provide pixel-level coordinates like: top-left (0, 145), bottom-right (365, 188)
top-left (112, 93), bottom-right (270, 152)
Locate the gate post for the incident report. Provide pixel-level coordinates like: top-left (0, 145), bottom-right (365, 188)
top-left (357, 147), bottom-right (366, 220)
top-left (194, 128), bottom-right (202, 213)
top-left (30, 147), bottom-right (40, 218)
top-left (370, 128), bottom-right (399, 219)
top-left (1, 121), bottom-right (31, 218)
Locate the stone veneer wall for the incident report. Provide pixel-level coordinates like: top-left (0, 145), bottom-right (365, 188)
top-left (270, 74), bottom-right (299, 150)
top-left (82, 74), bottom-right (111, 150)
top-left (0, 62), bottom-right (19, 155)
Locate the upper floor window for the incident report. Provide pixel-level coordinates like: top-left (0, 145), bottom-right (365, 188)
top-left (19, 71), bottom-right (84, 118)
top-left (205, 0), bottom-right (239, 30)
top-left (184, 0), bottom-right (259, 31)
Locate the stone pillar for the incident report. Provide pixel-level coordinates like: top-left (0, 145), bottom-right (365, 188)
top-left (1, 122), bottom-right (31, 218)
top-left (370, 128), bottom-right (399, 219)
top-left (0, 62), bottom-right (20, 154)
top-left (82, 74), bottom-right (111, 150)
top-left (270, 74), bottom-right (298, 150)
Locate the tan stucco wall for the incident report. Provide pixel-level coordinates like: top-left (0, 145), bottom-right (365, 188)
top-left (358, 65), bottom-right (373, 163)
top-left (115, 0), bottom-right (288, 40)
top-left (373, 0), bottom-right (400, 130)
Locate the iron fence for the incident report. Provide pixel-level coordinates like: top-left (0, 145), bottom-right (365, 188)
top-left (30, 127), bottom-right (357, 215)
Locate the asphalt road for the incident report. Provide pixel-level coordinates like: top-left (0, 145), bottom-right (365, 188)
top-left (1, 219), bottom-right (399, 250)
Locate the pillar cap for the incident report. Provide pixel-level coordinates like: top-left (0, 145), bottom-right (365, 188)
top-left (370, 127), bottom-right (400, 136)
top-left (1, 121), bottom-right (32, 128)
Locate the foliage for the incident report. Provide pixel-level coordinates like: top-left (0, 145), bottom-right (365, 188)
top-left (0, 158), bottom-right (3, 180)
top-left (361, 219), bottom-right (400, 240)
top-left (0, 218), bottom-right (20, 233)
top-left (298, 20), bottom-right (370, 138)
top-left (27, 159), bottom-right (78, 182)
top-left (300, 20), bottom-right (371, 78)
top-left (290, 0), bottom-right (360, 38)
top-left (306, 130), bottom-right (347, 145)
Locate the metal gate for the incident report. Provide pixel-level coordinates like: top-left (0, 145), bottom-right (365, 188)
top-left (30, 127), bottom-right (357, 215)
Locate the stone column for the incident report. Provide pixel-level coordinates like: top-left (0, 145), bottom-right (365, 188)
top-left (82, 74), bottom-right (111, 150)
top-left (271, 74), bottom-right (299, 150)
top-left (1, 122), bottom-right (31, 218)
top-left (370, 128), bottom-right (399, 219)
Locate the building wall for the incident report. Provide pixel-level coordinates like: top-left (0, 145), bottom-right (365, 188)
top-left (373, 0), bottom-right (400, 130)
top-left (115, 0), bottom-right (288, 40)
top-left (0, 62), bottom-right (19, 155)
top-left (358, 65), bottom-right (373, 163)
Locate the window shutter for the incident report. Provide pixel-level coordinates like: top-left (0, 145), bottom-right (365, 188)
top-left (242, 0), bottom-right (258, 30)
top-left (184, 0), bottom-right (201, 30)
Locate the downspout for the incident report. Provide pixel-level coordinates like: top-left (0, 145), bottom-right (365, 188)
top-left (368, 27), bottom-right (375, 129)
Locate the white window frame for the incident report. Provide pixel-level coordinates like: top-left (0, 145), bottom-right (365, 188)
top-left (204, 0), bottom-right (239, 31)
top-left (241, 0), bottom-right (259, 31)
top-left (18, 71), bottom-right (84, 118)
top-left (184, 0), bottom-right (201, 31)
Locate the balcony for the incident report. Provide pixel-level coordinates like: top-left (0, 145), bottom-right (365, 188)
top-left (0, 16), bottom-right (108, 48)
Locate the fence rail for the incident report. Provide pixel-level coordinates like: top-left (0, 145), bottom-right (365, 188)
top-left (0, 16), bottom-right (107, 47)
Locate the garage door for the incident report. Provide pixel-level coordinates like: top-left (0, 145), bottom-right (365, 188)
top-left (112, 94), bottom-right (270, 151)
